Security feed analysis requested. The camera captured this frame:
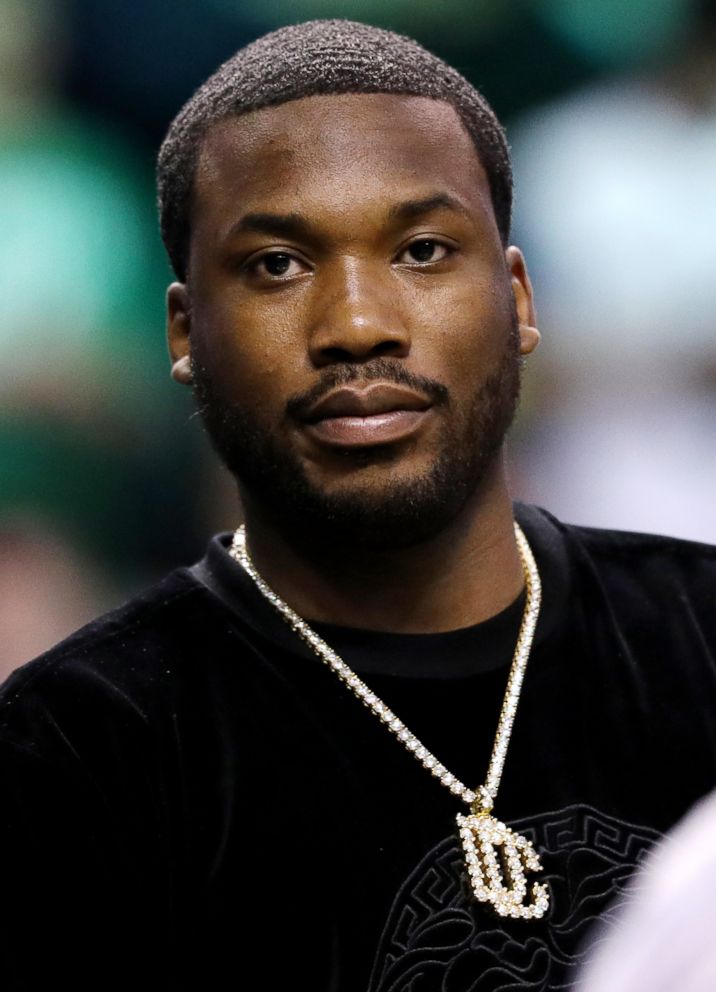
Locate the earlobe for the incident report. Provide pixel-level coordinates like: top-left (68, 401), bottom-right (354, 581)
top-left (167, 282), bottom-right (193, 385)
top-left (519, 325), bottom-right (541, 356)
top-left (171, 354), bottom-right (193, 384)
top-left (505, 246), bottom-right (540, 356)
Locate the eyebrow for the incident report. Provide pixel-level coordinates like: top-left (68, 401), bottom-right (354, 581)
top-left (222, 192), bottom-right (470, 243)
top-left (224, 212), bottom-right (309, 242)
top-left (387, 192), bottom-right (471, 222)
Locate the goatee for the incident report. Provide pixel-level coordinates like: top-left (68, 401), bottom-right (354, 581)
top-left (191, 320), bottom-right (521, 552)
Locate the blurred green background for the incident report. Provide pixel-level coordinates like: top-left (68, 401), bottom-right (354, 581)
top-left (2, 0), bottom-right (715, 676)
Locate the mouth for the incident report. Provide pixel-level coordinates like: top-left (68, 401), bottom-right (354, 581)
top-left (300, 383), bottom-right (433, 449)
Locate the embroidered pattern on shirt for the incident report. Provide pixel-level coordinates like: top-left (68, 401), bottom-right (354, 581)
top-left (369, 804), bottom-right (661, 992)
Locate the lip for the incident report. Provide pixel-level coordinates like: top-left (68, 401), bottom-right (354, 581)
top-left (301, 383), bottom-right (432, 449)
top-left (304, 383), bottom-right (432, 421)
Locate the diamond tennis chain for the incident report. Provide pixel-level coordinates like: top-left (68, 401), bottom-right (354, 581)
top-left (229, 521), bottom-right (549, 920)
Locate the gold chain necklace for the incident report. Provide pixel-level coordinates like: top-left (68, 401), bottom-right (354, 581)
top-left (229, 522), bottom-right (549, 921)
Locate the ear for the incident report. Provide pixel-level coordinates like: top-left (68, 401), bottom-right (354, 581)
top-left (167, 282), bottom-right (193, 385)
top-left (505, 246), bottom-right (540, 356)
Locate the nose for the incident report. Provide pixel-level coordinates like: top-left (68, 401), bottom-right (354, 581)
top-left (307, 260), bottom-right (411, 367)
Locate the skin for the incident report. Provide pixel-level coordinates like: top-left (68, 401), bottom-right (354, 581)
top-left (167, 92), bottom-right (540, 633)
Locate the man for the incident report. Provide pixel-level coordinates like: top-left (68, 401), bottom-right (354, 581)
top-left (2, 19), bottom-right (715, 992)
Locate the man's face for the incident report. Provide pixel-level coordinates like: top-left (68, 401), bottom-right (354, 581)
top-left (169, 93), bottom-right (537, 549)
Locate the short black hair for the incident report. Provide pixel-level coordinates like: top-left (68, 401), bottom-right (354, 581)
top-left (157, 19), bottom-right (512, 282)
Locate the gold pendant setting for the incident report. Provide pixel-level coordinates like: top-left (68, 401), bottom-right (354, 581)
top-left (457, 810), bottom-right (550, 920)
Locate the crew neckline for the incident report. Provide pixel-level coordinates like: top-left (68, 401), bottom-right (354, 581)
top-left (190, 502), bottom-right (570, 680)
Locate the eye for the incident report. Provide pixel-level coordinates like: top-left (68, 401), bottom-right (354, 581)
top-left (246, 251), bottom-right (309, 280)
top-left (397, 239), bottom-right (452, 265)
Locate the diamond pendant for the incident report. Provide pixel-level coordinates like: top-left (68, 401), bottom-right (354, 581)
top-left (457, 809), bottom-right (550, 920)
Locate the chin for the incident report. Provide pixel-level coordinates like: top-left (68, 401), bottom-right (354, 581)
top-left (195, 352), bottom-right (519, 552)
top-left (245, 452), bottom-right (486, 553)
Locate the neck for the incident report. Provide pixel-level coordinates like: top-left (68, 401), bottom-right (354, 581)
top-left (237, 458), bottom-right (523, 634)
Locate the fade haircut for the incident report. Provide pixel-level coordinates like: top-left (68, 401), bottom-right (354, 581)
top-left (157, 19), bottom-right (512, 282)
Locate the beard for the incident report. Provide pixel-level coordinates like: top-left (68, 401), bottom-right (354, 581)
top-left (191, 316), bottom-right (521, 552)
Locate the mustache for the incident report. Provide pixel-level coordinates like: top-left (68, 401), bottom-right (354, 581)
top-left (285, 359), bottom-right (449, 421)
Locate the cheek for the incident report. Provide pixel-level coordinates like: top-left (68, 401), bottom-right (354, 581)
top-left (191, 297), bottom-right (305, 414)
top-left (415, 281), bottom-right (512, 383)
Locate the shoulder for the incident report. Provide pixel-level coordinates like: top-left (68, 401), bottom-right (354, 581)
top-left (0, 564), bottom-right (225, 760)
top-left (2, 566), bottom-right (196, 690)
top-left (520, 501), bottom-right (716, 572)
top-left (519, 502), bottom-right (716, 632)
top-left (554, 508), bottom-right (715, 588)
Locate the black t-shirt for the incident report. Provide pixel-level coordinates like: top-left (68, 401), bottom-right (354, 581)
top-left (2, 503), bottom-right (716, 991)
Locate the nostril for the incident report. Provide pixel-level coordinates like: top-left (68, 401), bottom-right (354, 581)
top-left (316, 337), bottom-right (408, 366)
top-left (373, 339), bottom-right (405, 357)
top-left (319, 345), bottom-right (354, 363)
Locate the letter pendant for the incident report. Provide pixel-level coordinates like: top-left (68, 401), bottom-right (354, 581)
top-left (457, 811), bottom-right (550, 920)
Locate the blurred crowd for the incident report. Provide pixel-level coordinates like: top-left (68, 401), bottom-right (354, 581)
top-left (2, 0), bottom-right (715, 679)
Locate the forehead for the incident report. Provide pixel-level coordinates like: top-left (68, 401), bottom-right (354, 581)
top-left (192, 92), bottom-right (495, 232)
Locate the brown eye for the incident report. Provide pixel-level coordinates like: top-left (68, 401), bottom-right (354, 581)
top-left (398, 240), bottom-right (451, 264)
top-left (245, 251), bottom-right (309, 281)
top-left (262, 252), bottom-right (292, 276)
top-left (409, 240), bottom-right (438, 262)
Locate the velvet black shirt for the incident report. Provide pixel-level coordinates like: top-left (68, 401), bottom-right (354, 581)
top-left (2, 504), bottom-right (716, 990)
